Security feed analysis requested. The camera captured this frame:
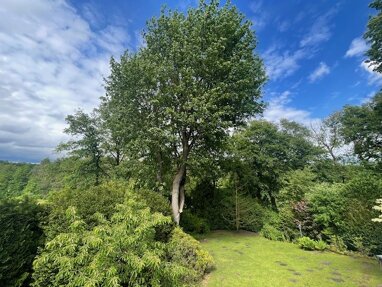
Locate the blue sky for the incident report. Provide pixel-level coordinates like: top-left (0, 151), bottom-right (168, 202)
top-left (0, 0), bottom-right (381, 162)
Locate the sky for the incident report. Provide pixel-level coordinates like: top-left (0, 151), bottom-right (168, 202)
top-left (0, 0), bottom-right (381, 163)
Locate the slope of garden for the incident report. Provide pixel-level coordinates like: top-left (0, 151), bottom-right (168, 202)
top-left (202, 231), bottom-right (382, 287)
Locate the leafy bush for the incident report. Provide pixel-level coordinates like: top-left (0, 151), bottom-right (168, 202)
top-left (0, 197), bottom-right (46, 287)
top-left (314, 240), bottom-right (328, 251)
top-left (33, 195), bottom-right (183, 286)
top-left (260, 224), bottom-right (285, 241)
top-left (44, 181), bottom-right (126, 239)
top-left (33, 184), bottom-right (213, 286)
top-left (328, 235), bottom-right (347, 254)
top-left (307, 183), bottom-right (344, 239)
top-left (220, 192), bottom-right (267, 232)
top-left (297, 237), bottom-right (328, 251)
top-left (339, 173), bottom-right (382, 254)
top-left (167, 227), bottom-right (214, 284)
top-left (180, 211), bottom-right (210, 234)
top-left (297, 236), bottom-right (316, 250)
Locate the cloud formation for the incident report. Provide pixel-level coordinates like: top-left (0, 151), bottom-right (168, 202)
top-left (0, 0), bottom-right (131, 162)
top-left (308, 62), bottom-right (330, 82)
top-left (263, 91), bottom-right (318, 125)
top-left (345, 37), bottom-right (368, 58)
top-left (360, 61), bottom-right (382, 86)
top-left (263, 9), bottom-right (336, 81)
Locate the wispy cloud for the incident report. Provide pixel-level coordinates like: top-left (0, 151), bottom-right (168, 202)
top-left (308, 62), bottom-right (330, 82)
top-left (0, 0), bottom-right (131, 162)
top-left (299, 9), bottom-right (335, 48)
top-left (249, 1), bottom-right (268, 31)
top-left (263, 91), bottom-right (318, 125)
top-left (262, 47), bottom-right (306, 80)
top-left (262, 8), bottom-right (337, 81)
top-left (345, 37), bottom-right (368, 58)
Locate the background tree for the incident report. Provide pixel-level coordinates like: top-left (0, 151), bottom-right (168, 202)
top-left (103, 0), bottom-right (266, 223)
top-left (364, 0), bottom-right (382, 73)
top-left (311, 113), bottom-right (344, 163)
top-left (229, 120), bottom-right (318, 207)
top-left (339, 92), bottom-right (382, 165)
top-left (57, 110), bottom-right (104, 185)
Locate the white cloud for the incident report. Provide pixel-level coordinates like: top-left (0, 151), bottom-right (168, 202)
top-left (262, 47), bottom-right (306, 80)
top-left (263, 91), bottom-right (318, 125)
top-left (249, 1), bottom-right (268, 31)
top-left (263, 9), bottom-right (336, 81)
top-left (0, 0), bottom-right (131, 162)
top-left (360, 61), bottom-right (382, 86)
top-left (308, 62), bottom-right (330, 82)
top-left (345, 37), bottom-right (368, 58)
top-left (300, 9), bottom-right (335, 48)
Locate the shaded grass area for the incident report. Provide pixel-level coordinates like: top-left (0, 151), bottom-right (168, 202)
top-left (201, 231), bottom-right (382, 287)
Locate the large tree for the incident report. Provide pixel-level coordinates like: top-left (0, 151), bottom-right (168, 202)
top-left (364, 0), bottom-right (382, 73)
top-left (102, 1), bottom-right (266, 224)
top-left (339, 92), bottom-right (382, 165)
top-left (311, 112), bottom-right (344, 163)
top-left (229, 120), bottom-right (319, 207)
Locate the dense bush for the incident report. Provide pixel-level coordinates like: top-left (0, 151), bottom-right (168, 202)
top-left (260, 223), bottom-right (285, 241)
top-left (180, 210), bottom-right (210, 234)
top-left (33, 183), bottom-right (212, 286)
top-left (297, 236), bottom-right (316, 250)
top-left (297, 237), bottom-right (327, 251)
top-left (44, 181), bottom-right (127, 238)
top-left (0, 197), bottom-right (46, 287)
top-left (167, 227), bottom-right (214, 284)
top-left (0, 162), bottom-right (34, 199)
top-left (338, 174), bottom-right (382, 254)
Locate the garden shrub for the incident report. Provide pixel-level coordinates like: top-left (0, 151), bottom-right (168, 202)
top-left (33, 184), bottom-right (213, 286)
top-left (0, 197), bottom-right (46, 287)
top-left (260, 223), bottom-right (285, 241)
top-left (297, 237), bottom-right (328, 251)
top-left (297, 236), bottom-right (316, 250)
top-left (180, 210), bottom-right (210, 234)
top-left (33, 195), bottom-right (184, 286)
top-left (339, 174), bottom-right (382, 254)
top-left (314, 240), bottom-right (328, 251)
top-left (45, 181), bottom-right (127, 238)
top-left (167, 227), bottom-right (214, 284)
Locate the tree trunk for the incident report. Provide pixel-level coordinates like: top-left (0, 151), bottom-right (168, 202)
top-left (171, 163), bottom-right (186, 225)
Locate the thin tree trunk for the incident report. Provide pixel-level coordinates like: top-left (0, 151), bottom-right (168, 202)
top-left (172, 163), bottom-right (186, 225)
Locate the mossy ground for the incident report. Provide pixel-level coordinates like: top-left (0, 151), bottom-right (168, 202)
top-left (201, 231), bottom-right (382, 287)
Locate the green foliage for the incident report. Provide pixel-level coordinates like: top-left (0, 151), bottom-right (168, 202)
top-left (339, 92), bottom-right (382, 165)
top-left (33, 183), bottom-right (212, 286)
top-left (57, 110), bottom-right (105, 185)
top-left (0, 161), bottom-right (34, 199)
top-left (180, 211), bottom-right (210, 234)
top-left (307, 183), bottom-right (345, 238)
top-left (0, 197), bottom-right (46, 287)
top-left (167, 227), bottom-right (214, 284)
top-left (297, 237), bottom-right (316, 250)
top-left (364, 0), bottom-right (382, 73)
top-left (32, 197), bottom-right (184, 287)
top-left (229, 120), bottom-right (319, 206)
top-left (278, 168), bottom-right (316, 204)
top-left (297, 237), bottom-right (327, 251)
top-left (221, 192), bottom-right (266, 232)
top-left (314, 240), bottom-right (328, 251)
top-left (45, 181), bottom-right (127, 238)
top-left (260, 224), bottom-right (285, 241)
top-left (102, 0), bottom-right (266, 222)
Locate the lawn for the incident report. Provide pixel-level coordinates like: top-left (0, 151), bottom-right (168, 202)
top-left (201, 231), bottom-right (382, 287)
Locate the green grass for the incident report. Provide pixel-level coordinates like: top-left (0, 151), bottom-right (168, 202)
top-left (201, 231), bottom-right (382, 287)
